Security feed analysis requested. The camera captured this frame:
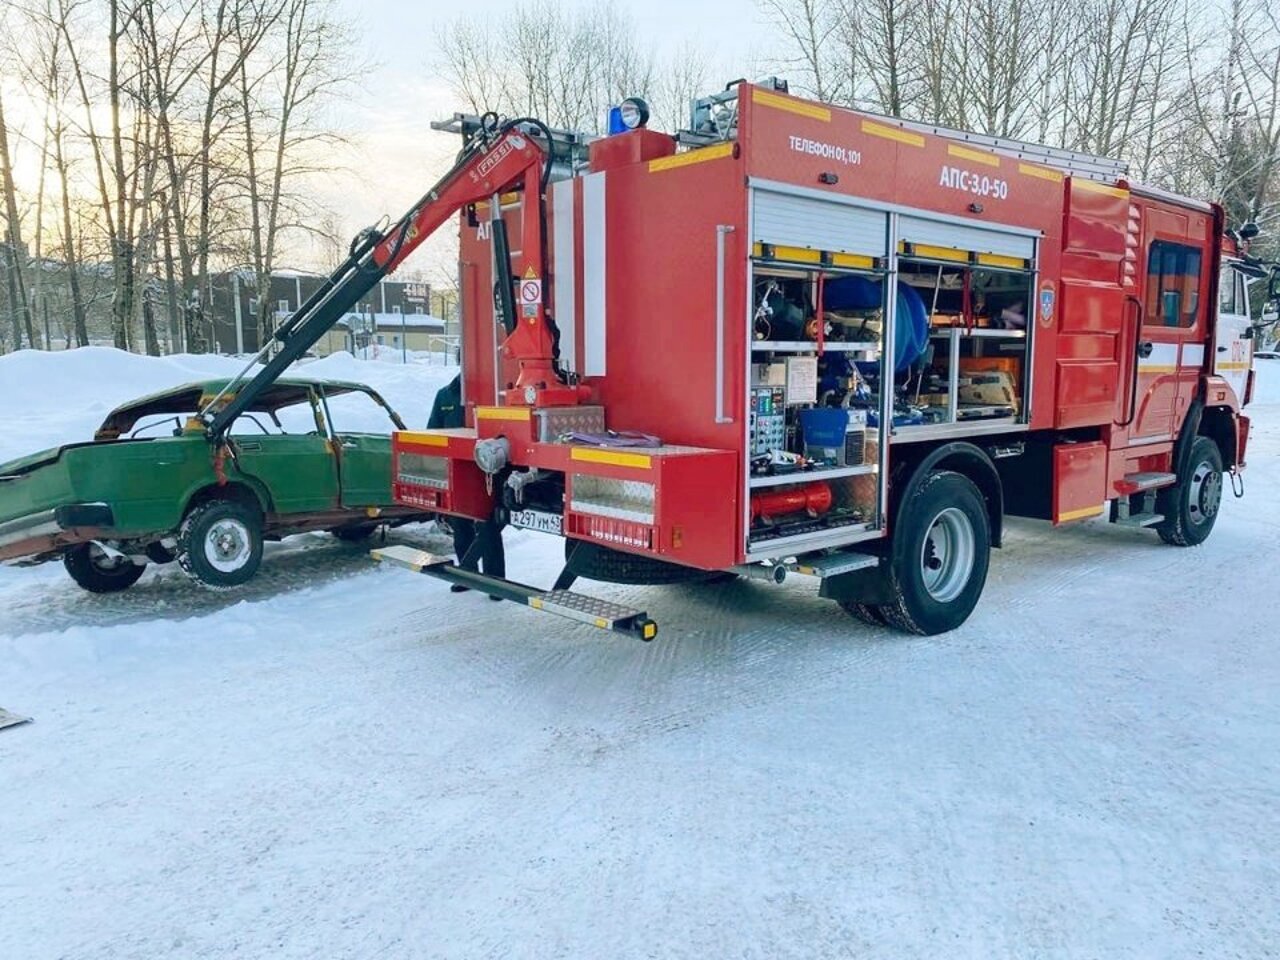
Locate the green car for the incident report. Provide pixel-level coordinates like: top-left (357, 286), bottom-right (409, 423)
top-left (0, 377), bottom-right (431, 591)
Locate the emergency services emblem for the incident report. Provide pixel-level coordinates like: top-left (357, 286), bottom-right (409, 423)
top-left (1039, 283), bottom-right (1055, 327)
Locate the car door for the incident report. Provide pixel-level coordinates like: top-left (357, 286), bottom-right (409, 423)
top-left (229, 391), bottom-right (340, 514)
top-left (1129, 239), bottom-right (1206, 444)
top-left (319, 386), bottom-right (402, 508)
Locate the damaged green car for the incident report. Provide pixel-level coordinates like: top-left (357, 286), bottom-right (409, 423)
top-left (0, 377), bottom-right (431, 591)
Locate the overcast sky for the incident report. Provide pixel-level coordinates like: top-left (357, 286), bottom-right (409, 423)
top-left (313, 0), bottom-right (772, 280)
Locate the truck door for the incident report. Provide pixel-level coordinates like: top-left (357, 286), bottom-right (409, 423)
top-left (1128, 239), bottom-right (1205, 443)
top-left (1214, 261), bottom-right (1252, 404)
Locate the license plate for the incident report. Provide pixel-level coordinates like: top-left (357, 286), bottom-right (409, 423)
top-left (508, 509), bottom-right (563, 535)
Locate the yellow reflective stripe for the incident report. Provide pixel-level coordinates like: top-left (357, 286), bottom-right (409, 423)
top-left (752, 88), bottom-right (831, 122)
top-left (753, 243), bottom-right (876, 270)
top-left (948, 144), bottom-right (1000, 167)
top-left (648, 142), bottom-right (733, 173)
top-left (1138, 364), bottom-right (1178, 373)
top-left (861, 120), bottom-right (925, 147)
top-left (396, 431), bottom-right (449, 447)
top-left (571, 447), bottom-right (653, 469)
top-left (1217, 361), bottom-right (1250, 370)
top-left (1074, 179), bottom-right (1129, 199)
top-left (474, 406), bottom-right (530, 422)
top-left (1058, 505), bottom-right (1103, 522)
top-left (1019, 162), bottom-right (1063, 183)
top-left (975, 252), bottom-right (1029, 269)
top-left (900, 242), bottom-right (968, 262)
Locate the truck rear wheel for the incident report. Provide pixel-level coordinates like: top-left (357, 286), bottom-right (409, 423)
top-left (1157, 436), bottom-right (1223, 547)
top-left (879, 470), bottom-right (990, 636)
top-left (178, 499), bottom-right (264, 588)
top-left (63, 542), bottom-right (146, 594)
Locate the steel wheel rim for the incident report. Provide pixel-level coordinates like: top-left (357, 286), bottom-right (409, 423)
top-left (1188, 459), bottom-right (1221, 525)
top-left (920, 507), bottom-right (975, 603)
top-left (206, 519), bottom-right (251, 572)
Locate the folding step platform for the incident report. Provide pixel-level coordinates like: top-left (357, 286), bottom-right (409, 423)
top-left (371, 545), bottom-right (658, 641)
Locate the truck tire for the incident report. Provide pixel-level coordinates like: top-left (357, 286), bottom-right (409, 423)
top-left (879, 470), bottom-right (990, 636)
top-left (178, 499), bottom-right (264, 588)
top-left (565, 540), bottom-right (721, 585)
top-left (63, 542), bottom-right (146, 594)
top-left (839, 600), bottom-right (887, 626)
top-left (1157, 436), bottom-right (1223, 547)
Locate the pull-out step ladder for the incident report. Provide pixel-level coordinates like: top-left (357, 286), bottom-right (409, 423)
top-left (372, 545), bottom-right (658, 641)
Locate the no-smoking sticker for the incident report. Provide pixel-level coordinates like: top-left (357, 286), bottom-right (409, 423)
top-left (520, 278), bottom-right (542, 304)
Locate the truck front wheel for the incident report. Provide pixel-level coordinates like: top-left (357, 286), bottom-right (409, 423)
top-left (63, 542), bottom-right (146, 593)
top-left (1157, 436), bottom-right (1223, 547)
top-left (178, 499), bottom-right (264, 588)
top-left (879, 470), bottom-right (990, 636)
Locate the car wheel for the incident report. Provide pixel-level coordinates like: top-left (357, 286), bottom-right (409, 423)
top-left (178, 499), bottom-right (264, 588)
top-left (1157, 436), bottom-right (1224, 547)
top-left (879, 470), bottom-right (991, 636)
top-left (332, 524), bottom-right (379, 542)
top-left (63, 542), bottom-right (146, 594)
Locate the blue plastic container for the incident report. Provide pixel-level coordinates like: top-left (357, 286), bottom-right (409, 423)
top-left (798, 408), bottom-right (850, 447)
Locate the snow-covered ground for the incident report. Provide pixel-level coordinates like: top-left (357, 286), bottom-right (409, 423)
top-left (1, 349), bottom-right (1277, 959)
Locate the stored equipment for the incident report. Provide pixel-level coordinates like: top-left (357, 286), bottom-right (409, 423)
top-left (187, 81), bottom-right (1264, 638)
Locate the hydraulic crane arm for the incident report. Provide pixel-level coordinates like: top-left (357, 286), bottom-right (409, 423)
top-left (204, 116), bottom-right (561, 441)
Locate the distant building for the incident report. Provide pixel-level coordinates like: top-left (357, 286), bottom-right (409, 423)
top-left (315, 312), bottom-right (452, 357)
top-left (207, 270), bottom-right (446, 355)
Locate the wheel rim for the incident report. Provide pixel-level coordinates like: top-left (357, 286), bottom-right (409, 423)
top-left (1188, 459), bottom-right (1222, 526)
top-left (205, 519), bottom-right (252, 572)
top-left (920, 507), bottom-right (976, 603)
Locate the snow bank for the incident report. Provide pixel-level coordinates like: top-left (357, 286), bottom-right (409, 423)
top-left (0, 347), bottom-right (457, 462)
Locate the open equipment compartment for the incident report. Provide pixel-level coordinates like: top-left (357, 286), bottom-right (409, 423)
top-left (742, 187), bottom-right (893, 560)
top-left (891, 220), bottom-right (1038, 442)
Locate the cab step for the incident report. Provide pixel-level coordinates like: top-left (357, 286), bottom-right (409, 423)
top-left (1112, 511), bottom-right (1165, 528)
top-left (371, 544), bottom-right (657, 640)
top-left (1116, 471), bottom-right (1177, 495)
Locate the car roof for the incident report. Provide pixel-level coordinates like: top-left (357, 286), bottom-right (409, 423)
top-left (96, 377), bottom-right (378, 437)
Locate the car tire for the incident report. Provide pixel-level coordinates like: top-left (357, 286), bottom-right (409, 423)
top-left (63, 543), bottom-right (146, 593)
top-left (878, 470), bottom-right (991, 636)
top-left (1157, 436), bottom-right (1224, 547)
top-left (332, 524), bottom-right (378, 542)
top-left (178, 499), bottom-right (264, 588)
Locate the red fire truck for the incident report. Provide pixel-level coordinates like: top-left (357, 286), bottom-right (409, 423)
top-left (204, 81), bottom-right (1270, 637)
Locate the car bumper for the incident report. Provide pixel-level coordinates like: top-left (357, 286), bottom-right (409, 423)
top-left (0, 502), bottom-right (115, 563)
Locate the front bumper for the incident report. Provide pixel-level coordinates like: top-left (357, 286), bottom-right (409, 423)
top-left (0, 502), bottom-right (115, 563)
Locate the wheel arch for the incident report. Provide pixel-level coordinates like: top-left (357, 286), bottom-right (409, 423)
top-left (183, 479), bottom-right (269, 521)
top-left (1198, 404), bottom-right (1238, 472)
top-left (890, 441), bottom-right (1004, 548)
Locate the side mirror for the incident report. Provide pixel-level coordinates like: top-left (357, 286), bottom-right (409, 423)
top-left (1261, 300), bottom-right (1280, 325)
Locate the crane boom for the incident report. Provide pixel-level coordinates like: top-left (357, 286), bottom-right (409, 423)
top-left (204, 118), bottom-right (560, 441)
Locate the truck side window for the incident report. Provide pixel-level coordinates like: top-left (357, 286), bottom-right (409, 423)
top-left (1146, 240), bottom-right (1202, 328)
